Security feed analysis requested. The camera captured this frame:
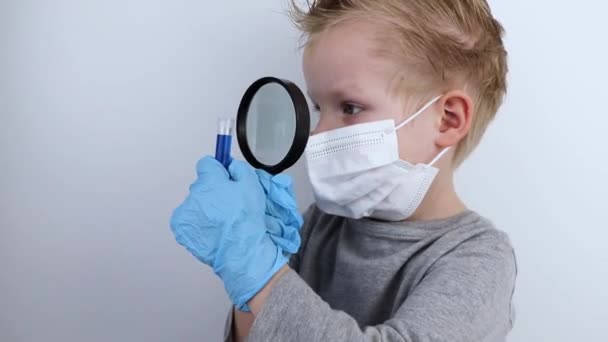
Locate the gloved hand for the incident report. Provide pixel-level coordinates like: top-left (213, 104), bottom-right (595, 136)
top-left (170, 156), bottom-right (292, 311)
top-left (256, 170), bottom-right (303, 255)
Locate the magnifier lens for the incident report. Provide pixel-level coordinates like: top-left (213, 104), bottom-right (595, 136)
top-left (236, 77), bottom-right (310, 175)
top-left (247, 83), bottom-right (296, 166)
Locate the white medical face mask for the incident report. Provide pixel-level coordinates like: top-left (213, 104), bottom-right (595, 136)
top-left (304, 96), bottom-right (450, 221)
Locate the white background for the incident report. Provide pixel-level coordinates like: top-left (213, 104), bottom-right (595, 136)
top-left (1, 1), bottom-right (606, 341)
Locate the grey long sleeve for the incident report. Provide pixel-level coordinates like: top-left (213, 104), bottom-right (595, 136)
top-left (232, 207), bottom-right (517, 342)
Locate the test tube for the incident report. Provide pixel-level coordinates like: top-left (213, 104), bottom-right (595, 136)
top-left (215, 118), bottom-right (234, 169)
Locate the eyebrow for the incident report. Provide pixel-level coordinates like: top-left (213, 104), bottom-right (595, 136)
top-left (307, 84), bottom-right (364, 102)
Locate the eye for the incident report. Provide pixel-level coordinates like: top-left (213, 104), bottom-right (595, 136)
top-left (312, 103), bottom-right (321, 112)
top-left (342, 102), bottom-right (364, 116)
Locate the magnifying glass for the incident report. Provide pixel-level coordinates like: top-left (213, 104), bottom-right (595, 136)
top-left (234, 77), bottom-right (311, 175)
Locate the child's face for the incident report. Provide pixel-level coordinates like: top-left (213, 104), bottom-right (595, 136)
top-left (303, 21), bottom-right (441, 165)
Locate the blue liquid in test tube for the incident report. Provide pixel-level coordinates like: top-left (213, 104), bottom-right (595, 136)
top-left (215, 118), bottom-right (233, 169)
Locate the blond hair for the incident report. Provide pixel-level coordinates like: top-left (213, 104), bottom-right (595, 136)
top-left (289, 0), bottom-right (508, 165)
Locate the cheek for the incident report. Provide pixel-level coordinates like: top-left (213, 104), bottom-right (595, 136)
top-left (369, 110), bottom-right (397, 123)
top-left (396, 118), bottom-right (437, 163)
top-left (313, 107), bottom-right (388, 134)
top-left (312, 112), bottom-right (346, 135)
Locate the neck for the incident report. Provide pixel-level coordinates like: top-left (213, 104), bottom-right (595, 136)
top-left (409, 167), bottom-right (466, 221)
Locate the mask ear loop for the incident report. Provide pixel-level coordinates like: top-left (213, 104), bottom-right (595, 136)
top-left (395, 95), bottom-right (443, 130)
top-left (394, 95), bottom-right (449, 166)
top-left (429, 147), bottom-right (451, 166)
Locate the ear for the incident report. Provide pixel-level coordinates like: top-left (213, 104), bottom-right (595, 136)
top-left (435, 90), bottom-right (474, 148)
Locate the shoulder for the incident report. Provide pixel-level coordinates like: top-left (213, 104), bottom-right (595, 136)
top-left (427, 211), bottom-right (518, 291)
top-left (441, 211), bottom-right (515, 259)
top-left (411, 213), bottom-right (518, 335)
top-left (449, 212), bottom-right (518, 328)
top-left (466, 213), bottom-right (515, 259)
top-left (434, 212), bottom-right (518, 295)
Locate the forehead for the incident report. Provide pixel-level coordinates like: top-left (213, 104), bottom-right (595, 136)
top-left (302, 20), bottom-right (396, 98)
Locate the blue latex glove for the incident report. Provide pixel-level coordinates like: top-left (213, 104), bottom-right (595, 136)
top-left (255, 170), bottom-right (303, 255)
top-left (170, 156), bottom-right (290, 311)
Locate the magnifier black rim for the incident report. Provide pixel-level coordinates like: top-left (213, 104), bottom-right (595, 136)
top-left (236, 76), bottom-right (310, 175)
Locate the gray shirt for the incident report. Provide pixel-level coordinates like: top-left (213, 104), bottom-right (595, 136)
top-left (225, 206), bottom-right (517, 342)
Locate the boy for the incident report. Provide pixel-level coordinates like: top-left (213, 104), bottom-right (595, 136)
top-left (171, 1), bottom-right (516, 341)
